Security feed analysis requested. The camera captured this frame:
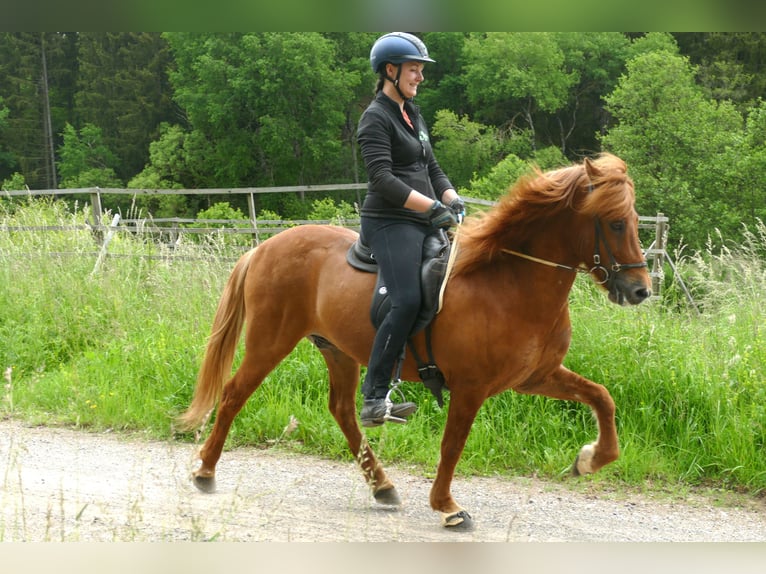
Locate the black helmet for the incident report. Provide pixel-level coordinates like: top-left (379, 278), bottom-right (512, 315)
top-left (369, 32), bottom-right (435, 74)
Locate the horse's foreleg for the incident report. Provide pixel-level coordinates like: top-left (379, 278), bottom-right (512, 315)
top-left (317, 341), bottom-right (400, 506)
top-left (517, 365), bottom-right (618, 475)
top-left (430, 391), bottom-right (484, 530)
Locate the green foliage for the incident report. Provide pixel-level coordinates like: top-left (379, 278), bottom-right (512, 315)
top-left (0, 33), bottom-right (77, 188)
top-left (73, 33), bottom-right (176, 181)
top-left (1, 172), bottom-right (26, 192)
top-left (307, 197), bottom-right (357, 224)
top-left (676, 33), bottom-right (766, 112)
top-left (462, 147), bottom-right (566, 200)
top-left (57, 123), bottom-right (123, 188)
top-left (0, 97), bottom-right (12, 173)
top-left (463, 153), bottom-right (532, 200)
top-left (416, 33), bottom-right (469, 127)
top-left (162, 32), bottom-right (363, 188)
top-left (602, 50), bottom-right (745, 248)
top-left (431, 110), bottom-right (503, 189)
top-left (185, 202), bottom-right (251, 247)
top-left (193, 202), bottom-right (245, 222)
top-left (127, 123), bottom-right (187, 190)
top-left (462, 32), bottom-right (577, 153)
top-left (626, 32), bottom-right (680, 58)
top-left (531, 145), bottom-right (568, 170)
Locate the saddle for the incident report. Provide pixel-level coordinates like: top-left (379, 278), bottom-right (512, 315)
top-left (346, 229), bottom-right (451, 406)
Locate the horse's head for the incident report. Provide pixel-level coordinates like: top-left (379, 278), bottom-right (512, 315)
top-left (453, 153), bottom-right (653, 307)
top-left (580, 154), bottom-right (652, 306)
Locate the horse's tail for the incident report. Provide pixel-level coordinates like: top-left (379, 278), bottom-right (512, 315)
top-left (177, 248), bottom-right (256, 431)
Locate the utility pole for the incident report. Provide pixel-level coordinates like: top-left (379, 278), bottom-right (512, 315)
top-left (40, 33), bottom-right (58, 189)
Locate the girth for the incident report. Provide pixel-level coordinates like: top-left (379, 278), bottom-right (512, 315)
top-left (346, 229), bottom-right (451, 406)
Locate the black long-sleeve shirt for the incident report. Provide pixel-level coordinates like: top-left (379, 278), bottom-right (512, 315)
top-left (357, 91), bottom-right (453, 223)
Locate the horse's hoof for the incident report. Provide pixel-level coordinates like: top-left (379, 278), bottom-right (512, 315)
top-left (571, 457), bottom-right (581, 477)
top-left (192, 474), bottom-right (216, 493)
top-left (441, 510), bottom-right (474, 531)
top-left (572, 443), bottom-right (595, 476)
top-left (373, 486), bottom-right (401, 506)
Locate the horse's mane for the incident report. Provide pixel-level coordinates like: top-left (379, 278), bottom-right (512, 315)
top-left (452, 153), bottom-right (635, 276)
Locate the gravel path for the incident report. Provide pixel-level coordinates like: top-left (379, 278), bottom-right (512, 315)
top-left (1, 419), bottom-right (764, 542)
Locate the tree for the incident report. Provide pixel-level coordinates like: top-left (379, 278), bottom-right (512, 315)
top-left (548, 32), bottom-right (632, 155)
top-left (698, 99), bottom-right (766, 236)
top-left (0, 97), bottom-right (12, 174)
top-left (602, 50), bottom-right (743, 248)
top-left (128, 123), bottom-right (187, 190)
top-left (674, 33), bottom-right (766, 111)
top-left (430, 110), bottom-right (503, 189)
top-left (0, 32), bottom-right (76, 189)
top-left (56, 122), bottom-right (121, 188)
top-left (127, 123), bottom-right (194, 218)
top-left (417, 33), bottom-right (470, 126)
top-left (74, 33), bottom-right (176, 182)
top-left (164, 33), bottom-right (360, 189)
top-left (461, 33), bottom-right (577, 151)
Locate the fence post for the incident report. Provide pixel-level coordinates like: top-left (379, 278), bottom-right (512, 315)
top-left (90, 188), bottom-right (103, 243)
top-left (91, 213), bottom-right (121, 275)
top-left (651, 212), bottom-right (666, 297)
top-left (247, 192), bottom-right (259, 246)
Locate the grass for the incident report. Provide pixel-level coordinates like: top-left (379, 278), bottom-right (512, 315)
top-left (1, 197), bottom-right (765, 497)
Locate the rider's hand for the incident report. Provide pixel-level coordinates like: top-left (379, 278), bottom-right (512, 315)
top-left (428, 200), bottom-right (458, 229)
top-left (448, 197), bottom-right (466, 224)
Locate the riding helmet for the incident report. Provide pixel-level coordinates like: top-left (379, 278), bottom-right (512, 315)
top-left (369, 32), bottom-right (435, 73)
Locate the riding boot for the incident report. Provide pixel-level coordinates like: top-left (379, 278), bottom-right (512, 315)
top-left (360, 395), bottom-right (417, 428)
top-left (360, 373), bottom-right (417, 428)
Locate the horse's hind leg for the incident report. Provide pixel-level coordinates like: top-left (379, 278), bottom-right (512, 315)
top-left (311, 337), bottom-right (400, 506)
top-left (193, 337), bottom-right (301, 492)
top-left (516, 365), bottom-right (618, 476)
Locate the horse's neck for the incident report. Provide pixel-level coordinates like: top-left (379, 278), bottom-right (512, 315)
top-left (500, 234), bottom-right (580, 313)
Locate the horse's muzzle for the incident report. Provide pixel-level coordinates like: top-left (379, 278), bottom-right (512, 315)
top-left (608, 277), bottom-right (652, 306)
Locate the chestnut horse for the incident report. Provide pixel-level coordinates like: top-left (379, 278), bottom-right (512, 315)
top-left (179, 153), bottom-right (651, 530)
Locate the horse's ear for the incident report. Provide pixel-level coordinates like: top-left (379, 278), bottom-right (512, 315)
top-left (583, 156), bottom-right (602, 181)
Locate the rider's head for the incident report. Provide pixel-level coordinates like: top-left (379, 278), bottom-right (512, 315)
top-left (369, 33), bottom-right (434, 98)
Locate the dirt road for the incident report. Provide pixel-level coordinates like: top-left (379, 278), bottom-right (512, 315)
top-left (1, 419), bottom-right (764, 542)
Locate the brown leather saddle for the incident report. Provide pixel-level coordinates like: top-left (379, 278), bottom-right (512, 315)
top-left (346, 229), bottom-right (451, 406)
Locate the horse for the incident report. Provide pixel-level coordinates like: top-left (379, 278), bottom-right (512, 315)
top-left (178, 152), bottom-right (652, 531)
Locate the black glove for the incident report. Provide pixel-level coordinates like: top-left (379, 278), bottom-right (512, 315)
top-left (428, 200), bottom-right (458, 229)
top-left (448, 197), bottom-right (466, 223)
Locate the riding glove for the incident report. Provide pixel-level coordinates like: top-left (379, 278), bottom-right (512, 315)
top-left (448, 197), bottom-right (466, 223)
top-left (428, 200), bottom-right (458, 229)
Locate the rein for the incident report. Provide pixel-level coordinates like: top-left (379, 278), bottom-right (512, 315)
top-left (501, 217), bottom-right (647, 286)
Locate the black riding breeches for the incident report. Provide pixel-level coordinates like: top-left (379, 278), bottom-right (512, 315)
top-left (360, 217), bottom-right (433, 400)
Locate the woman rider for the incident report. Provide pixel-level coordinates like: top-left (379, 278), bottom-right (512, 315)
top-left (357, 32), bottom-right (465, 427)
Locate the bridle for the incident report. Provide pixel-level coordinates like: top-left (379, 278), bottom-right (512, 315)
top-left (501, 216), bottom-right (648, 286)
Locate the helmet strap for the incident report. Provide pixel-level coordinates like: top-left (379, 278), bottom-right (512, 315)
top-left (384, 64), bottom-right (408, 101)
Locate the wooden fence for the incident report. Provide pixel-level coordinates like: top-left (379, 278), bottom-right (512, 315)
top-left (2, 184), bottom-right (688, 303)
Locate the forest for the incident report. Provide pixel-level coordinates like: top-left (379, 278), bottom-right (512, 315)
top-left (1, 32), bottom-right (765, 250)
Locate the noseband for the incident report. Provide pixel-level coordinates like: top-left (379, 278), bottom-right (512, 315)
top-left (589, 217), bottom-right (648, 285)
top-left (502, 216), bottom-right (647, 286)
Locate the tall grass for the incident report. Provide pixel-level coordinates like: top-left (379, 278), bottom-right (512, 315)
top-left (1, 198), bottom-right (764, 495)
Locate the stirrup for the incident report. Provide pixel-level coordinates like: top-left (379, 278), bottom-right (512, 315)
top-left (383, 380), bottom-right (408, 424)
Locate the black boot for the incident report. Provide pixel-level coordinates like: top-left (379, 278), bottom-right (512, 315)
top-left (360, 397), bottom-right (417, 427)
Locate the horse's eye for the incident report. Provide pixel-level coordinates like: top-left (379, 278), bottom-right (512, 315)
top-left (610, 220), bottom-right (626, 232)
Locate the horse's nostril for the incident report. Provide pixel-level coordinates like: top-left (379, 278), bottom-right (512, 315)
top-left (635, 287), bottom-right (651, 301)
